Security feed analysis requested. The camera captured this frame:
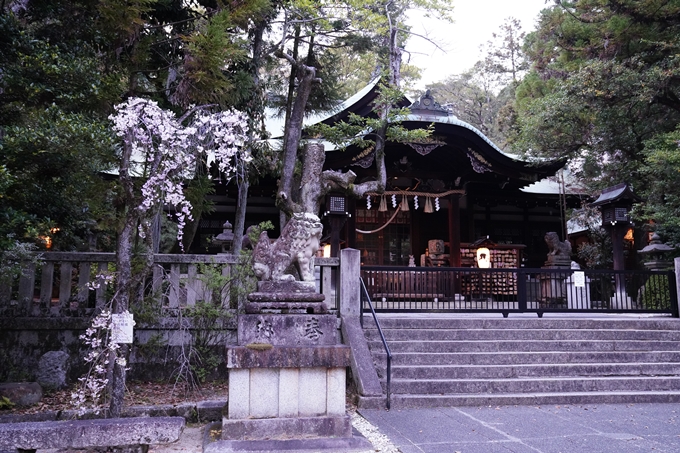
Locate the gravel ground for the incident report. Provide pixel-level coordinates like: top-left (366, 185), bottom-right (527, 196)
top-left (350, 409), bottom-right (402, 453)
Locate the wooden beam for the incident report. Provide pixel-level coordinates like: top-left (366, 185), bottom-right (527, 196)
top-left (448, 195), bottom-right (461, 267)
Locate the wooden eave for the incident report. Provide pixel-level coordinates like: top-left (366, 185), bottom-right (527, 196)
top-left (591, 182), bottom-right (643, 206)
top-left (315, 84), bottom-right (564, 190)
top-left (318, 78), bottom-right (411, 126)
top-left (323, 117), bottom-right (564, 190)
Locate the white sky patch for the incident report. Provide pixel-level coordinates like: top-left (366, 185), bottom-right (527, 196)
top-left (405, 0), bottom-right (550, 89)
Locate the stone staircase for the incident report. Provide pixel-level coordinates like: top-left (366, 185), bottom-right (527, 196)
top-left (359, 316), bottom-right (680, 409)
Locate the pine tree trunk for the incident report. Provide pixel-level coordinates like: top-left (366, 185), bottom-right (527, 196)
top-left (232, 19), bottom-right (266, 253)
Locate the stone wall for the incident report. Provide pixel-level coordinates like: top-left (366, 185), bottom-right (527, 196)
top-left (0, 316), bottom-right (238, 384)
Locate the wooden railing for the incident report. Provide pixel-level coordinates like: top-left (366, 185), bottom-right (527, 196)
top-left (0, 252), bottom-right (340, 317)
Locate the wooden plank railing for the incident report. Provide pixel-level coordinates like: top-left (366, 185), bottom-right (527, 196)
top-left (0, 252), bottom-right (341, 317)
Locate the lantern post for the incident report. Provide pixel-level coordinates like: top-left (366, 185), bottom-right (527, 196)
top-left (324, 194), bottom-right (350, 257)
top-left (591, 183), bottom-right (641, 271)
top-left (592, 183), bottom-right (641, 308)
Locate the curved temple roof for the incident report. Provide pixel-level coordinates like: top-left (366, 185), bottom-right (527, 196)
top-left (318, 83), bottom-right (565, 190)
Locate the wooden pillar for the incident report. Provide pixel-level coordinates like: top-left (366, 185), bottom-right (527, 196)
top-left (522, 206), bottom-right (530, 249)
top-left (346, 198), bottom-right (356, 249)
top-left (448, 195), bottom-right (461, 267)
top-left (468, 199), bottom-right (475, 242)
top-left (329, 217), bottom-right (346, 257)
top-left (611, 224), bottom-right (627, 271)
top-left (412, 207), bottom-right (421, 263)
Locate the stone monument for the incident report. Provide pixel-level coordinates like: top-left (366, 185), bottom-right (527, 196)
top-left (212, 144), bottom-right (369, 452)
top-left (565, 261), bottom-right (591, 309)
top-left (424, 239), bottom-right (449, 266)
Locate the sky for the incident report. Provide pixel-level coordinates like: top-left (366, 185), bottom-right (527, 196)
top-left (406, 0), bottom-right (551, 89)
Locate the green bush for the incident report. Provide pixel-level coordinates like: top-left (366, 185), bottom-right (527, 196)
top-left (639, 275), bottom-right (671, 310)
top-left (0, 396), bottom-right (15, 410)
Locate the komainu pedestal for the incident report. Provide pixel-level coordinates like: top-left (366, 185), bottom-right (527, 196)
top-left (539, 257), bottom-right (571, 307)
top-left (210, 281), bottom-right (371, 452)
top-left (538, 232), bottom-right (572, 307)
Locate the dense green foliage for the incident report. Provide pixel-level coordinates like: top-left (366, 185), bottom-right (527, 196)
top-left (638, 126), bottom-right (680, 243)
top-left (0, 0), bottom-right (276, 252)
top-left (513, 0), bottom-right (680, 234)
top-left (419, 2), bottom-right (680, 253)
top-left (0, 9), bottom-right (119, 249)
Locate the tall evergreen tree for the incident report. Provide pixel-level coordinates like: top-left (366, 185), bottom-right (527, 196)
top-left (515, 0), bottom-right (680, 188)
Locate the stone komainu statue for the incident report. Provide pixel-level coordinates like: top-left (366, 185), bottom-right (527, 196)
top-left (253, 212), bottom-right (323, 282)
top-left (545, 231), bottom-right (572, 257)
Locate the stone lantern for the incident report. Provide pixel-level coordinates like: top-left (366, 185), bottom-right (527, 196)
top-left (213, 220), bottom-right (234, 253)
top-left (639, 232), bottom-right (675, 271)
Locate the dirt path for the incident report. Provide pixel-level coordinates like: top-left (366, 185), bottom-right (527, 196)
top-left (148, 425), bottom-right (204, 452)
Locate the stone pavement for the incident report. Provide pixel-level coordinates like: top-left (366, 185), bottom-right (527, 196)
top-left (359, 403), bottom-right (680, 453)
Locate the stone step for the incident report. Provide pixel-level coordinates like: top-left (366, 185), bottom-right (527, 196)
top-left (364, 328), bottom-right (680, 342)
top-left (362, 317), bottom-right (680, 331)
top-left (358, 391), bottom-right (680, 410)
top-left (360, 316), bottom-right (680, 409)
top-left (371, 350), bottom-right (680, 366)
top-left (372, 351), bottom-right (680, 366)
top-left (387, 376), bottom-right (680, 395)
top-left (367, 339), bottom-right (680, 353)
top-left (387, 362), bottom-right (680, 379)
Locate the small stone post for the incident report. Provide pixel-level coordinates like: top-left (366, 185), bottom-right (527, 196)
top-left (338, 248), bottom-right (384, 402)
top-left (340, 248), bottom-right (361, 318)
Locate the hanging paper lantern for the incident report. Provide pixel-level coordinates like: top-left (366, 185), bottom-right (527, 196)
top-left (379, 195), bottom-right (387, 212)
top-left (366, 195), bottom-right (371, 210)
top-left (414, 195), bottom-right (419, 210)
top-left (424, 197), bottom-right (433, 213)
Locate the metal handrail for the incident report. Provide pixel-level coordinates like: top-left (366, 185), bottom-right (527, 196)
top-left (360, 266), bottom-right (679, 317)
top-left (360, 278), bottom-right (393, 410)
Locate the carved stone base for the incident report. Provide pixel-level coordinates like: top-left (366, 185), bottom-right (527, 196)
top-left (226, 365), bottom-right (348, 422)
top-left (256, 281), bottom-right (317, 293)
top-left (225, 347), bottom-right (351, 442)
top-left (543, 257), bottom-right (572, 269)
top-left (538, 272), bottom-right (568, 307)
top-left (220, 415), bottom-right (352, 441)
top-left (227, 345), bottom-right (350, 368)
top-left (247, 282), bottom-right (328, 314)
top-left (245, 301), bottom-right (328, 314)
top-left (223, 287), bottom-right (352, 447)
top-left (237, 314), bottom-right (341, 347)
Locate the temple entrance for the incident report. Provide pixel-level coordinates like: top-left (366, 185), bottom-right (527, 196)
top-left (356, 208), bottom-right (411, 266)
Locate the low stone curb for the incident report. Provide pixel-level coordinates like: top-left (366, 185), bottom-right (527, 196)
top-left (0, 416), bottom-right (185, 452)
top-left (0, 400), bottom-right (225, 424)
